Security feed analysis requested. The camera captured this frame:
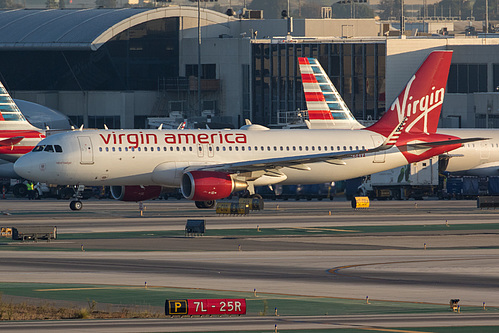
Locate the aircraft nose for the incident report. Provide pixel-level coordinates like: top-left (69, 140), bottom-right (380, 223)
top-left (14, 153), bottom-right (44, 180)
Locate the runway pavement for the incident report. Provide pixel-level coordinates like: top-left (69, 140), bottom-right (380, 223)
top-left (1, 198), bottom-right (499, 331)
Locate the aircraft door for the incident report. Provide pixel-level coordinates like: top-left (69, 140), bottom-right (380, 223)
top-left (197, 144), bottom-right (214, 158)
top-left (208, 144), bottom-right (214, 158)
top-left (197, 144), bottom-right (204, 158)
top-left (480, 142), bottom-right (490, 160)
top-left (371, 135), bottom-right (385, 163)
top-left (78, 136), bottom-right (94, 165)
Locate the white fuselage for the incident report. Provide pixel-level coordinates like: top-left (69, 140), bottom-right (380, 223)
top-left (14, 128), bottom-right (409, 187)
top-left (438, 129), bottom-right (499, 176)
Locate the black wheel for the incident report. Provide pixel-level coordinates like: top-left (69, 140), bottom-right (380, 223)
top-left (13, 184), bottom-right (27, 198)
top-left (70, 200), bottom-right (83, 211)
top-left (195, 200), bottom-right (216, 209)
top-left (250, 194), bottom-right (263, 200)
top-left (203, 200), bottom-right (216, 208)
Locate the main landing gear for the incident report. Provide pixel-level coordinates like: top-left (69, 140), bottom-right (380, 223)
top-left (69, 185), bottom-right (85, 211)
top-left (195, 200), bottom-right (216, 209)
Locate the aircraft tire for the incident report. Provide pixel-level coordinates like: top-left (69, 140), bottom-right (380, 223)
top-left (195, 200), bottom-right (216, 209)
top-left (13, 183), bottom-right (27, 198)
top-left (70, 200), bottom-right (83, 211)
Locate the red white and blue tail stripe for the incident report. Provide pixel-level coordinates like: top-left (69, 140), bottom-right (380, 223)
top-left (298, 57), bottom-right (363, 129)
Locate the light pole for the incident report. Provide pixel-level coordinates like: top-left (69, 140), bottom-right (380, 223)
top-left (197, 0), bottom-right (202, 116)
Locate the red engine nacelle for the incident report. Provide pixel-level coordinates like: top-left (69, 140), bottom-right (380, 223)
top-left (110, 185), bottom-right (162, 202)
top-left (181, 171), bottom-right (247, 201)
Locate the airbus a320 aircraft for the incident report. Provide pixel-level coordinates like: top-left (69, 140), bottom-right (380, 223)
top-left (0, 81), bottom-right (45, 178)
top-left (299, 54), bottom-right (499, 176)
top-left (14, 51), bottom-right (480, 210)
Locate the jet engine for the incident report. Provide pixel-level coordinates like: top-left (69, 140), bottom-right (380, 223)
top-left (110, 185), bottom-right (162, 201)
top-left (181, 171), bottom-right (248, 201)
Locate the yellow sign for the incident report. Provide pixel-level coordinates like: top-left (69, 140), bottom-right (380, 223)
top-left (1, 227), bottom-right (12, 237)
top-left (352, 196), bottom-right (370, 209)
top-left (166, 300), bottom-right (187, 315)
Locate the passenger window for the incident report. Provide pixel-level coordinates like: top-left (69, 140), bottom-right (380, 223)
top-left (183, 147), bottom-right (186, 151)
top-left (125, 147), bottom-right (128, 152)
top-left (305, 146), bottom-right (309, 151)
top-left (216, 146), bottom-right (220, 151)
top-left (163, 147), bottom-right (167, 151)
top-left (349, 146), bottom-right (353, 151)
top-left (189, 147), bottom-right (193, 151)
top-left (337, 146), bottom-right (340, 151)
top-left (261, 146), bottom-right (264, 151)
top-left (229, 146), bottom-right (233, 151)
top-left (235, 147), bottom-right (238, 151)
top-left (99, 147), bottom-right (103, 152)
top-left (144, 147), bottom-right (147, 151)
top-left (105, 147), bottom-right (109, 152)
top-left (312, 146), bottom-right (315, 151)
top-left (299, 146), bottom-right (302, 151)
top-left (286, 146), bottom-right (289, 151)
top-left (280, 146), bottom-right (283, 151)
top-left (241, 146), bottom-right (245, 151)
top-left (54, 145), bottom-right (63, 153)
top-left (293, 146), bottom-right (296, 151)
top-left (317, 146), bottom-right (321, 151)
top-left (267, 146), bottom-right (271, 151)
top-left (112, 147), bottom-right (115, 152)
top-left (223, 147), bottom-right (226, 151)
top-left (176, 147), bottom-right (180, 151)
top-left (343, 146), bottom-right (346, 151)
top-left (118, 147), bottom-right (122, 152)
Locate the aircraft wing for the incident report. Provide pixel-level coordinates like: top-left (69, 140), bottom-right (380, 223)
top-left (0, 136), bottom-right (24, 146)
top-left (193, 146), bottom-right (383, 173)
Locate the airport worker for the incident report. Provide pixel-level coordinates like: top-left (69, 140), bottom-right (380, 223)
top-left (27, 181), bottom-right (34, 200)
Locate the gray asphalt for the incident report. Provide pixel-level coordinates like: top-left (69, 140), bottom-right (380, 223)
top-left (1, 198), bottom-right (499, 331)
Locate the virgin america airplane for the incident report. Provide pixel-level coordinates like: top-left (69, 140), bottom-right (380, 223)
top-left (13, 51), bottom-right (479, 210)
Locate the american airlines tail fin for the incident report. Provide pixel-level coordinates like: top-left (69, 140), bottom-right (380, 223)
top-left (0, 80), bottom-right (40, 131)
top-left (366, 51), bottom-right (452, 137)
top-left (298, 57), bottom-right (363, 130)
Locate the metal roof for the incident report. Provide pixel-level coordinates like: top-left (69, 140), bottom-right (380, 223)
top-left (0, 7), bottom-right (230, 51)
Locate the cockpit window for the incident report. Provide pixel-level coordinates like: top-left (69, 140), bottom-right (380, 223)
top-left (54, 145), bottom-right (63, 153)
top-left (44, 145), bottom-right (54, 152)
top-left (33, 145), bottom-right (45, 152)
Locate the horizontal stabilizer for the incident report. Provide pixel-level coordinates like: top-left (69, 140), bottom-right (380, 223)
top-left (0, 136), bottom-right (24, 146)
top-left (405, 137), bottom-right (488, 149)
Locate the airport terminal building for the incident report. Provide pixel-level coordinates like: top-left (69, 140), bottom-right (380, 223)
top-left (0, 7), bottom-right (498, 129)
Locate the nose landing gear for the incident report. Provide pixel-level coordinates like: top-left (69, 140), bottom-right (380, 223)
top-left (69, 185), bottom-right (85, 211)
